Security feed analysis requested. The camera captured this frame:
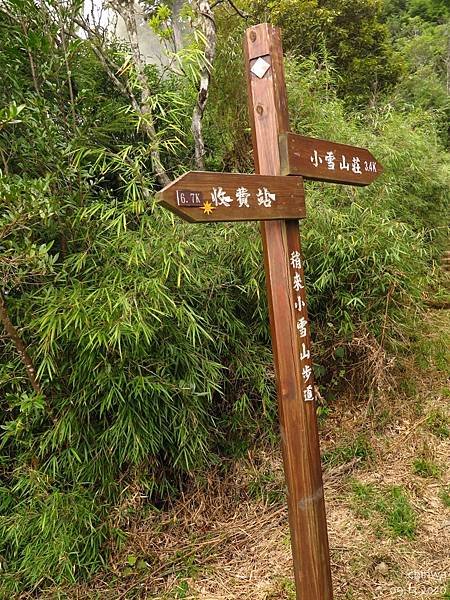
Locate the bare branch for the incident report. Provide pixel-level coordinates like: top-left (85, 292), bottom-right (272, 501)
top-left (0, 148), bottom-right (9, 175)
top-left (192, 1), bottom-right (216, 169)
top-left (1, 4), bottom-right (41, 93)
top-left (20, 19), bottom-right (41, 93)
top-left (0, 292), bottom-right (44, 397)
top-left (72, 17), bottom-right (138, 105)
top-left (109, 0), bottom-right (170, 186)
top-left (55, 5), bottom-right (78, 129)
top-left (211, 0), bottom-right (250, 19)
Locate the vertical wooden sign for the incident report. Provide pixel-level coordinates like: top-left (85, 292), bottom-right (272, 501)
top-left (244, 24), bottom-right (333, 599)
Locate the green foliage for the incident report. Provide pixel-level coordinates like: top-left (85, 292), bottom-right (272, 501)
top-left (245, 0), bottom-right (402, 104)
top-left (0, 481), bottom-right (109, 593)
top-left (382, 0), bottom-right (449, 25)
top-left (286, 54), bottom-right (449, 232)
top-left (414, 318), bottom-right (450, 371)
top-left (322, 434), bottom-right (374, 468)
top-left (248, 470), bottom-right (285, 504)
top-left (148, 4), bottom-right (174, 40)
top-left (0, 1), bottom-right (272, 592)
top-left (440, 486), bottom-right (450, 508)
top-left (381, 0), bottom-right (450, 143)
top-left (281, 55), bottom-right (449, 361)
top-left (426, 410), bottom-right (450, 438)
top-left (203, 9), bottom-right (250, 173)
top-left (412, 457), bottom-right (442, 478)
top-left (390, 18), bottom-right (449, 143)
top-left (444, 581), bottom-right (450, 600)
top-left (351, 482), bottom-right (417, 539)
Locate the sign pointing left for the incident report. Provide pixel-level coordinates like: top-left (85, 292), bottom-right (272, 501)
top-left (156, 171), bottom-right (305, 222)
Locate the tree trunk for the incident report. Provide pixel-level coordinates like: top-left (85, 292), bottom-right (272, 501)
top-left (192, 0), bottom-right (216, 170)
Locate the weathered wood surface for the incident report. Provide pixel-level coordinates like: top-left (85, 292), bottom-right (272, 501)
top-left (156, 171), bottom-right (305, 222)
top-left (279, 131), bottom-right (383, 186)
top-left (244, 24), bottom-right (333, 600)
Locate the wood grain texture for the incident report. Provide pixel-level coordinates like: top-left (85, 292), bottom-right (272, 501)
top-left (279, 132), bottom-right (383, 186)
top-left (244, 23), bottom-right (334, 600)
top-left (156, 171), bottom-right (305, 222)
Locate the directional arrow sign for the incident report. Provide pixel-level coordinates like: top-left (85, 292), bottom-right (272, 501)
top-left (279, 132), bottom-right (383, 186)
top-left (156, 171), bottom-right (305, 222)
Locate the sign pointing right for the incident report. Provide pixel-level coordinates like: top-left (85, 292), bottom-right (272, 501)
top-left (279, 132), bottom-right (383, 186)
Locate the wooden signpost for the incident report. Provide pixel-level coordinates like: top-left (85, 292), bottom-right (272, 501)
top-left (157, 171), bottom-right (305, 222)
top-left (157, 22), bottom-right (382, 600)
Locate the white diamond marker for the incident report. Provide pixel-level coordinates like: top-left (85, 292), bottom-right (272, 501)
top-left (251, 57), bottom-right (271, 79)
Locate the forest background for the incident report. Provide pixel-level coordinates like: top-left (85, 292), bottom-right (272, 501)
top-left (0, 0), bottom-right (448, 595)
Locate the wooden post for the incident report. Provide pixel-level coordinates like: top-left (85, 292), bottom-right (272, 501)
top-left (244, 24), bottom-right (333, 599)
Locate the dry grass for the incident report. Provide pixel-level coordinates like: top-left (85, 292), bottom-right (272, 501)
top-left (39, 310), bottom-right (450, 599)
